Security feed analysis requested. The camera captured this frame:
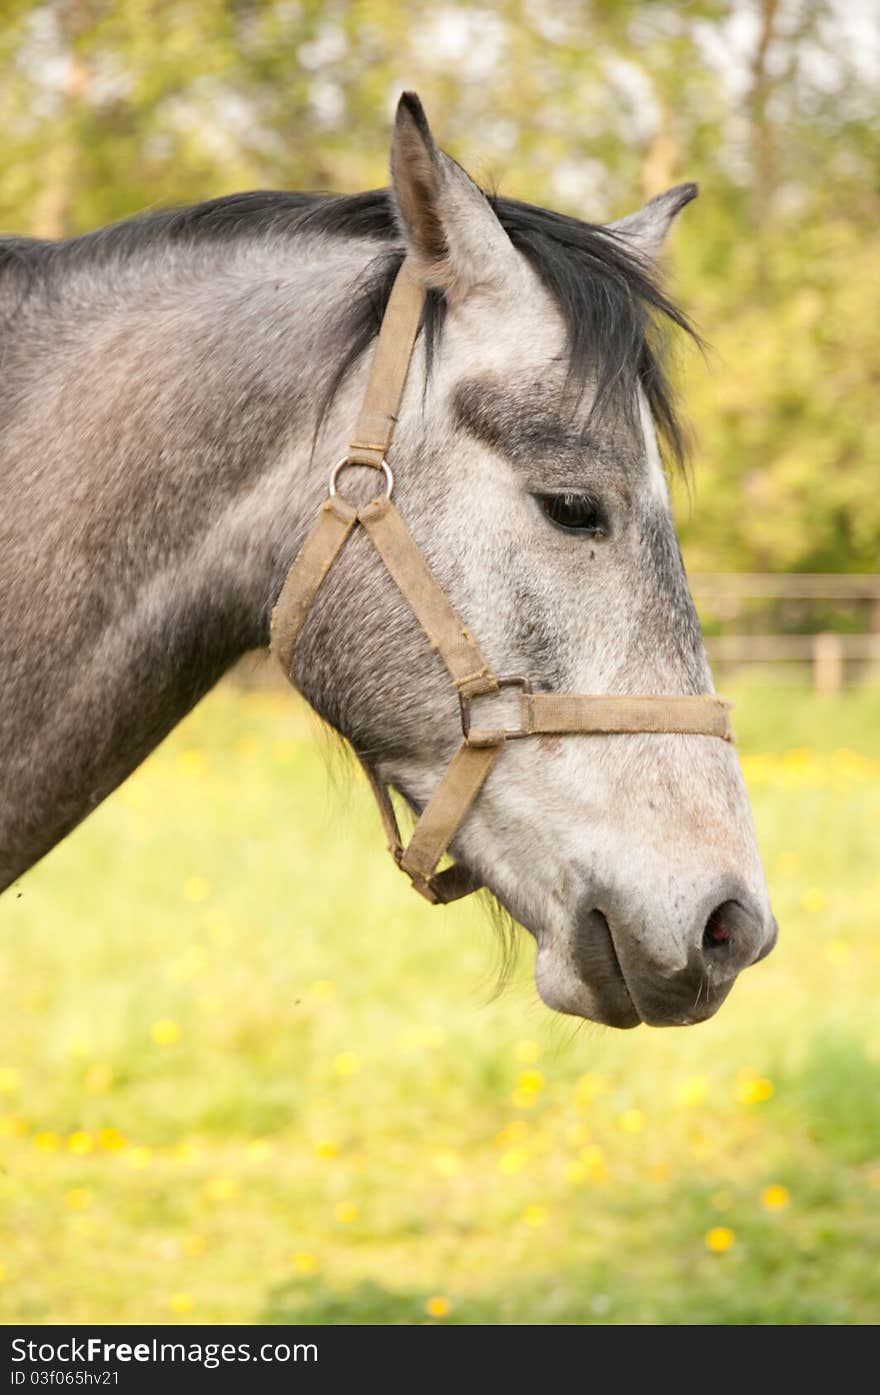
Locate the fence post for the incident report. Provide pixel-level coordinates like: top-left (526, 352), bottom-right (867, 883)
top-left (812, 632), bottom-right (843, 693)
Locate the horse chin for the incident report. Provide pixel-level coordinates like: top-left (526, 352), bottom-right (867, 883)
top-left (479, 881), bottom-right (642, 1028)
top-left (534, 933), bottom-right (642, 1029)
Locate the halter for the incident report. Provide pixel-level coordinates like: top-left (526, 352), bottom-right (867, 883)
top-left (271, 259), bottom-right (732, 905)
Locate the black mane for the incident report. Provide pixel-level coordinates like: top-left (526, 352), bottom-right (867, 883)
top-left (1, 187), bottom-right (696, 464)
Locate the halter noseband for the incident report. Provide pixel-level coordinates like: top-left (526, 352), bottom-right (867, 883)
top-left (271, 260), bottom-right (732, 905)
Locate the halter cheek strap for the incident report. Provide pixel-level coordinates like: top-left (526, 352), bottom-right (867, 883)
top-left (270, 259), bottom-right (733, 905)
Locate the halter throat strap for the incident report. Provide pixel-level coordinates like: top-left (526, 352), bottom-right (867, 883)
top-left (270, 259), bottom-right (733, 905)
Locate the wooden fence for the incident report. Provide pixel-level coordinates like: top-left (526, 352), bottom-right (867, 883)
top-left (690, 574), bottom-right (880, 691)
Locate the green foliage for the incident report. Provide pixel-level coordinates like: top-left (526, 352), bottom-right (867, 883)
top-left (676, 218), bottom-right (880, 571)
top-left (0, 1), bottom-right (877, 566)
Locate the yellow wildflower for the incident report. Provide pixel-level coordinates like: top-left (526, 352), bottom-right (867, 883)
top-left (783, 746), bottom-right (812, 766)
top-left (182, 876), bottom-right (211, 904)
top-left (125, 1146), bottom-right (153, 1169)
top-left (65, 1188), bottom-right (91, 1211)
top-left (800, 888), bottom-right (827, 914)
top-left (579, 1144), bottom-right (608, 1180)
top-left (292, 1252), bottom-right (318, 1274)
top-left (151, 1019), bottom-right (181, 1046)
top-left (33, 1131), bottom-right (61, 1153)
top-left (203, 1176), bottom-right (238, 1203)
top-left (824, 940), bottom-right (851, 966)
top-left (273, 739), bottom-right (296, 764)
top-left (515, 1040), bottom-right (542, 1063)
top-left (168, 1293), bottom-right (194, 1315)
top-left (334, 1201), bottom-right (359, 1224)
top-left (516, 1070), bottom-right (545, 1092)
top-left (735, 1075), bottom-right (774, 1105)
top-left (431, 1151), bottom-right (461, 1177)
top-left (179, 749), bottom-right (208, 775)
top-left (332, 1052), bottom-right (361, 1078)
top-left (617, 1108), bottom-right (646, 1133)
top-left (676, 1075), bottom-right (708, 1108)
top-left (521, 1204), bottom-right (548, 1228)
top-left (0, 1068), bottom-right (20, 1093)
top-left (705, 1226), bottom-right (735, 1253)
top-left (68, 1131), bottom-right (94, 1156)
top-left (773, 851), bottom-right (799, 878)
top-left (313, 1138), bottom-right (339, 1160)
top-left (495, 1121), bottom-right (528, 1148)
top-left (309, 979), bottom-right (336, 1003)
top-left (498, 1148), bottom-right (528, 1176)
top-left (761, 1184), bottom-right (790, 1211)
top-left (425, 1295), bottom-right (452, 1318)
top-left (574, 1073), bottom-right (607, 1106)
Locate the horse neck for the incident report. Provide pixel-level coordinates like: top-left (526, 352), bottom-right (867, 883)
top-left (0, 233), bottom-right (371, 888)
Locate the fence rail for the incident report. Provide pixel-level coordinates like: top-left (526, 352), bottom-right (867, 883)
top-left (705, 634), bottom-right (880, 660)
top-left (691, 573), bottom-right (880, 601)
top-left (692, 573), bottom-right (880, 690)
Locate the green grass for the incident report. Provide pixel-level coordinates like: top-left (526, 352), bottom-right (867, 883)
top-left (1, 678), bottom-right (878, 1325)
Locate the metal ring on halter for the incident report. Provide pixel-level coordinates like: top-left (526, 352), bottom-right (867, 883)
top-left (328, 457), bottom-right (394, 503)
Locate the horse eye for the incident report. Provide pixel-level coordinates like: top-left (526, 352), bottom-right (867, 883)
top-left (538, 493), bottom-right (608, 537)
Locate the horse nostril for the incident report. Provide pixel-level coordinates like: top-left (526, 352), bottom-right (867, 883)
top-left (700, 897), bottom-right (769, 975)
top-left (703, 902), bottom-right (733, 951)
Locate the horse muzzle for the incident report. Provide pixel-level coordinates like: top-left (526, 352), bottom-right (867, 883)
top-left (535, 888), bottom-right (778, 1028)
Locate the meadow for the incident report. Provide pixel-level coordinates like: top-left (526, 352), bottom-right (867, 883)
top-left (1, 675), bottom-right (878, 1325)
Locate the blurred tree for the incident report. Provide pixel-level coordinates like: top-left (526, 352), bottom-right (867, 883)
top-left (0, 0), bottom-right (877, 572)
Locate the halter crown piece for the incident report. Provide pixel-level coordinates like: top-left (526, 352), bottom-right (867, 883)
top-left (271, 259), bottom-right (733, 904)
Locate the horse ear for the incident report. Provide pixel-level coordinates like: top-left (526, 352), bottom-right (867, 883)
top-left (390, 91), bottom-right (518, 297)
top-left (608, 183), bottom-right (698, 260)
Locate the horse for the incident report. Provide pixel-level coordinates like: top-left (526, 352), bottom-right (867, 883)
top-left (0, 92), bottom-right (776, 1028)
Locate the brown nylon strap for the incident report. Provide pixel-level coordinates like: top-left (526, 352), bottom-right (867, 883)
top-left (359, 498), bottom-right (497, 699)
top-left (522, 693), bottom-right (733, 741)
top-left (270, 498), bottom-right (357, 675)
top-left (359, 758), bottom-right (405, 861)
top-left (347, 261), bottom-right (426, 467)
top-left (399, 741), bottom-right (503, 889)
top-left (358, 756), bottom-right (482, 904)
